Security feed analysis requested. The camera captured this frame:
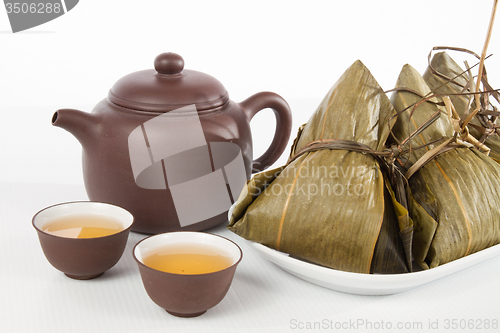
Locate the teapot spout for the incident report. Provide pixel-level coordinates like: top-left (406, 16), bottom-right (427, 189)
top-left (52, 108), bottom-right (100, 147)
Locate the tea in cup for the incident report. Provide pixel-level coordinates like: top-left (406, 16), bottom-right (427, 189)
top-left (33, 201), bottom-right (134, 279)
top-left (133, 231), bottom-right (242, 317)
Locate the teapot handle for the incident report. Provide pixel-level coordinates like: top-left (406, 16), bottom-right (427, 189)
top-left (238, 92), bottom-right (292, 173)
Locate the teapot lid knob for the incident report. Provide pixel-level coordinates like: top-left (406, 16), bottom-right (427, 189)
top-left (154, 52), bottom-right (184, 75)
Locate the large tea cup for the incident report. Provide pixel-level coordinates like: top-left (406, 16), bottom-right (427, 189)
top-left (133, 231), bottom-right (242, 317)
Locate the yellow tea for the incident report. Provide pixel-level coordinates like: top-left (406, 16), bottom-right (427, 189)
top-left (43, 214), bottom-right (123, 238)
top-left (143, 244), bottom-right (233, 275)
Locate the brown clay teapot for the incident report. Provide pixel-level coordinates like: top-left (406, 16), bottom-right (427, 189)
top-left (52, 52), bottom-right (292, 234)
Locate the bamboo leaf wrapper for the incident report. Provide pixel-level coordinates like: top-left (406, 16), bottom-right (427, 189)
top-left (390, 64), bottom-right (500, 269)
top-left (228, 61), bottom-right (409, 274)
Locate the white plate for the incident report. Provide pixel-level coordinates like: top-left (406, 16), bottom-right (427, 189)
top-left (249, 242), bottom-right (500, 295)
top-left (228, 203), bottom-right (500, 295)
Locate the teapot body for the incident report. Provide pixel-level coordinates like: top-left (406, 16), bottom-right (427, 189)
top-left (53, 52), bottom-right (292, 234)
top-left (82, 99), bottom-right (254, 234)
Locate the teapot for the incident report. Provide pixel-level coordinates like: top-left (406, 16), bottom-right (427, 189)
top-left (52, 52), bottom-right (292, 234)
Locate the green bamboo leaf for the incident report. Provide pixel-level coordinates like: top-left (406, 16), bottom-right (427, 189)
top-left (423, 51), bottom-right (500, 163)
top-left (229, 60), bottom-right (408, 274)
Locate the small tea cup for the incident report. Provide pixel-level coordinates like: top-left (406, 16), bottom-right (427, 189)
top-left (33, 201), bottom-right (134, 280)
top-left (133, 231), bottom-right (242, 317)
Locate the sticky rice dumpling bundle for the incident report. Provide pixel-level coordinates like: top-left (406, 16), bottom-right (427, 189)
top-left (390, 64), bottom-right (500, 269)
top-left (228, 60), bottom-right (410, 274)
top-left (422, 51), bottom-right (500, 163)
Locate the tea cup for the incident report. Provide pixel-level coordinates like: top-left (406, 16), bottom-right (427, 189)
top-left (33, 201), bottom-right (134, 280)
top-left (133, 231), bottom-right (242, 317)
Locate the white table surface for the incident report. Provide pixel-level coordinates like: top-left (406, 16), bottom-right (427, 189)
top-left (1, 181), bottom-right (500, 333)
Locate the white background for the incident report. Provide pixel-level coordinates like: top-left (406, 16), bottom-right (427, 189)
top-left (1, 2), bottom-right (500, 333)
top-left (1, 0), bottom-right (499, 185)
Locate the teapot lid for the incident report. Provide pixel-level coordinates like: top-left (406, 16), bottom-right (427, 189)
top-left (108, 52), bottom-right (229, 112)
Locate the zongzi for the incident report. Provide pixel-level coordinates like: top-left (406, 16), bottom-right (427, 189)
top-left (228, 60), bottom-right (409, 274)
top-left (390, 64), bottom-right (500, 269)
